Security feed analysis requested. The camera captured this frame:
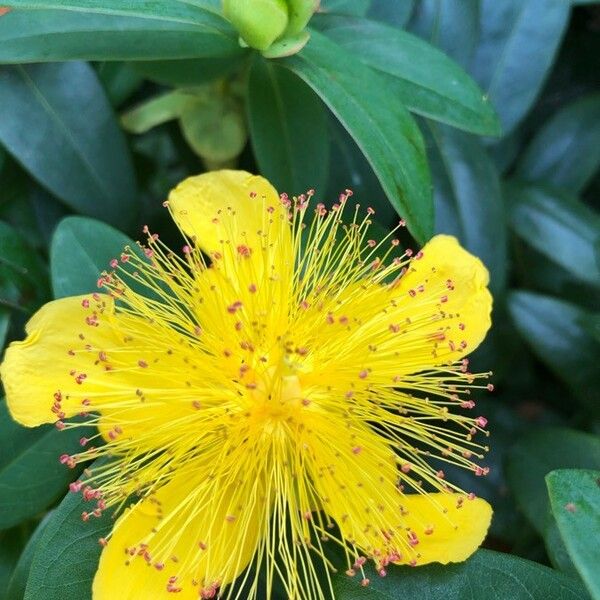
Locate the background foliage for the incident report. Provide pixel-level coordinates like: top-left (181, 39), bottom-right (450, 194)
top-left (0, 1), bottom-right (599, 599)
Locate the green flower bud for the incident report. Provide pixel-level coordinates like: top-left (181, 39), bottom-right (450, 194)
top-left (284, 0), bottom-right (319, 36)
top-left (223, 0), bottom-right (289, 51)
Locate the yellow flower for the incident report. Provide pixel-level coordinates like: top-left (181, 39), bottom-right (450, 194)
top-left (1, 170), bottom-right (493, 599)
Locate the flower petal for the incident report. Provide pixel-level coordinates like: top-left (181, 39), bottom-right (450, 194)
top-left (167, 169), bottom-right (294, 315)
top-left (298, 234), bottom-right (492, 391)
top-left (0, 295), bottom-right (123, 426)
top-left (390, 234), bottom-right (492, 370)
top-left (396, 492), bottom-right (492, 565)
top-left (0, 295), bottom-right (206, 437)
top-left (167, 169), bottom-right (290, 259)
top-left (93, 471), bottom-right (264, 599)
top-left (306, 413), bottom-right (491, 567)
top-left (305, 414), bottom-right (406, 560)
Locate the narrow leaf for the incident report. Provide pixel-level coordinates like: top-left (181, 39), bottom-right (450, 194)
top-left (282, 30), bottom-right (432, 242)
top-left (506, 183), bottom-right (600, 288)
top-left (508, 291), bottom-right (600, 409)
top-left (470, 0), bottom-right (571, 135)
top-left (407, 0), bottom-right (479, 67)
top-left (315, 14), bottom-right (500, 136)
top-left (0, 3), bottom-right (240, 62)
top-left (0, 62), bottom-right (137, 227)
top-left (426, 122), bottom-right (506, 294)
top-left (517, 93), bottom-right (600, 193)
top-left (248, 58), bottom-right (329, 196)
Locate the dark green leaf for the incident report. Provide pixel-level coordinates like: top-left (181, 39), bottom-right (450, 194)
top-left (425, 122), bottom-right (507, 294)
top-left (506, 427), bottom-right (600, 534)
top-left (511, 242), bottom-right (600, 313)
top-left (319, 0), bottom-right (371, 16)
top-left (50, 216), bottom-right (137, 299)
top-left (315, 14), bottom-right (500, 136)
top-left (0, 221), bottom-right (48, 288)
top-left (0, 524), bottom-right (32, 597)
top-left (580, 312), bottom-right (600, 342)
top-left (407, 0), bottom-right (479, 66)
top-left (96, 62), bottom-right (144, 107)
top-left (326, 117), bottom-right (397, 227)
top-left (282, 30), bottom-right (432, 243)
top-left (0, 399), bottom-right (83, 530)
top-left (133, 55), bottom-right (245, 87)
top-left (517, 93), bottom-right (600, 193)
top-left (506, 183), bottom-right (600, 288)
top-left (508, 292), bottom-right (600, 409)
top-left (0, 308), bottom-right (9, 350)
top-left (0, 220), bottom-right (49, 313)
top-left (24, 463), bottom-right (112, 600)
top-left (544, 513), bottom-right (579, 577)
top-left (547, 469), bottom-right (600, 599)
top-left (248, 58), bottom-right (329, 196)
top-left (333, 549), bottom-right (589, 599)
top-left (6, 512), bottom-right (53, 600)
top-left (0, 3), bottom-right (240, 62)
top-left (367, 0), bottom-right (414, 28)
top-left (470, 0), bottom-right (571, 135)
top-left (0, 62), bottom-right (137, 228)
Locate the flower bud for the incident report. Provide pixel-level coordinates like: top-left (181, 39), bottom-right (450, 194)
top-left (285, 0), bottom-right (319, 36)
top-left (223, 0), bottom-right (289, 51)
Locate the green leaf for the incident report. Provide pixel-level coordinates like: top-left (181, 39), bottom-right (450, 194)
top-left (508, 292), bottom-right (600, 409)
top-left (506, 427), bottom-right (600, 535)
top-left (248, 58), bottom-right (329, 196)
top-left (315, 14), bottom-right (500, 136)
top-left (407, 0), bottom-right (479, 66)
top-left (0, 524), bottom-right (32, 597)
top-left (0, 220), bottom-right (49, 313)
top-left (367, 0), bottom-right (414, 29)
top-left (282, 30), bottom-right (432, 243)
top-left (0, 308), bottom-right (9, 350)
top-left (0, 3), bottom-right (240, 62)
top-left (580, 312), bottom-right (600, 342)
top-left (319, 0), bottom-right (371, 16)
top-left (133, 56), bottom-right (245, 87)
top-left (425, 122), bottom-right (507, 294)
top-left (517, 93), bottom-right (600, 193)
top-left (0, 62), bottom-right (137, 228)
top-left (506, 183), bottom-right (600, 288)
top-left (24, 463), bottom-right (112, 600)
top-left (0, 399), bottom-right (84, 530)
top-left (333, 549), bottom-right (589, 599)
top-left (50, 216), bottom-right (138, 299)
top-left (96, 62), bottom-right (144, 107)
top-left (547, 469), bottom-right (600, 599)
top-left (6, 512), bottom-right (53, 600)
top-left (544, 514), bottom-right (579, 577)
top-left (121, 89), bottom-right (194, 134)
top-left (470, 0), bottom-right (571, 135)
top-left (0, 221), bottom-right (48, 289)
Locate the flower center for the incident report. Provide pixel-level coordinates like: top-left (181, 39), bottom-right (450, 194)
top-left (248, 371), bottom-right (306, 434)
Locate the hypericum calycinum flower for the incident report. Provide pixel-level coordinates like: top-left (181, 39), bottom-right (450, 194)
top-left (1, 171), bottom-right (494, 599)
